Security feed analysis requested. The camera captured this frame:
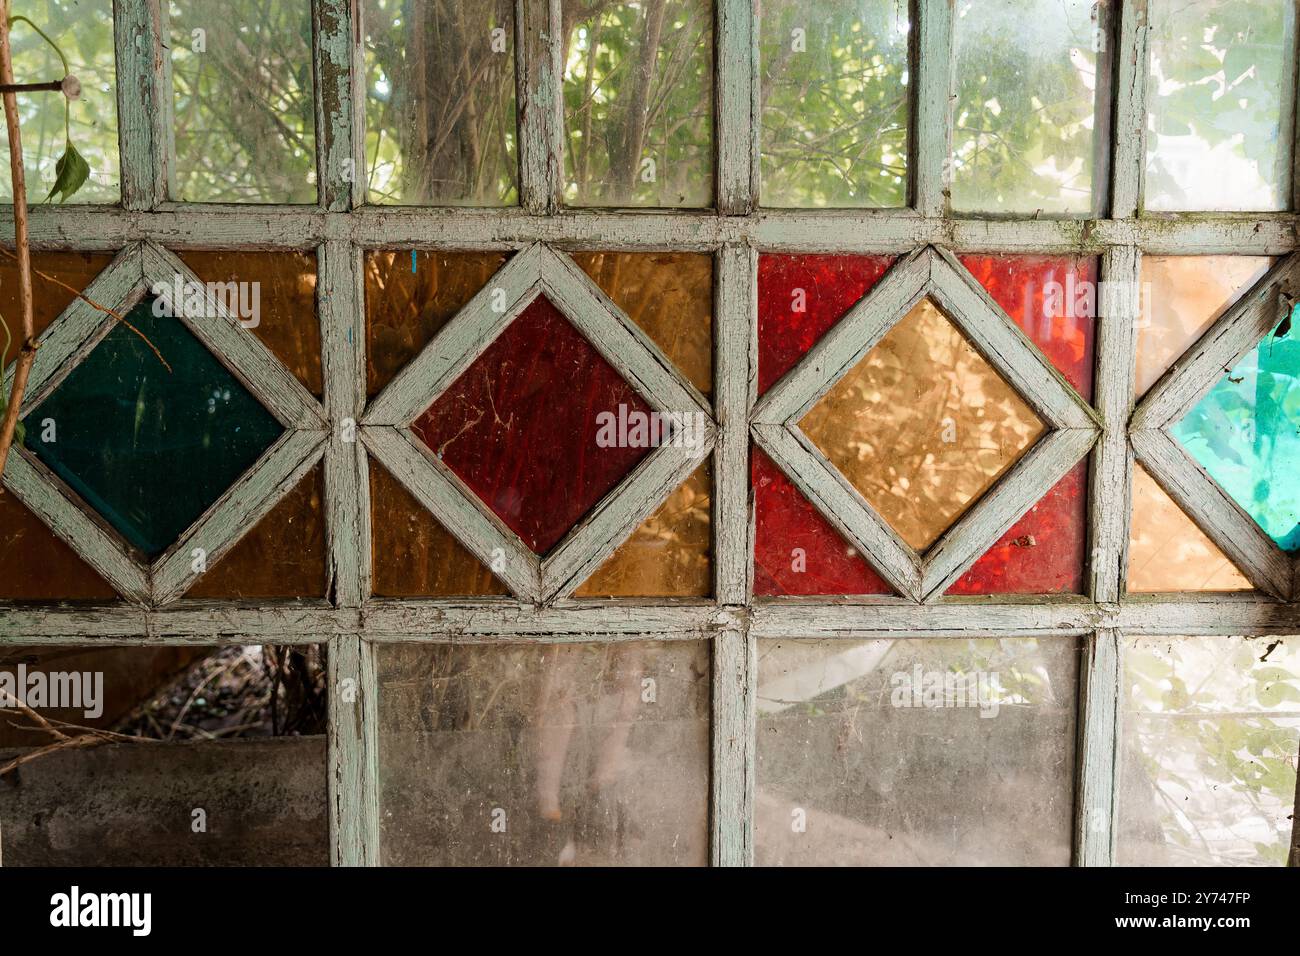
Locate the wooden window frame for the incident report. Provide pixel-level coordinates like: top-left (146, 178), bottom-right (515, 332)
top-left (1, 0), bottom-right (1299, 867)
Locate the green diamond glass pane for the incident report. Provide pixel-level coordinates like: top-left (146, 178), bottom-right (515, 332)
top-left (24, 299), bottom-right (283, 557)
top-left (1172, 309), bottom-right (1300, 553)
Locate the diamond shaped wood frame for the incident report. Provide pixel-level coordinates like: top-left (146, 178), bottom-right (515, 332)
top-left (0, 242), bottom-right (327, 606)
top-left (1131, 253), bottom-right (1300, 602)
top-left (360, 243), bottom-right (716, 604)
top-left (751, 246), bottom-right (1100, 602)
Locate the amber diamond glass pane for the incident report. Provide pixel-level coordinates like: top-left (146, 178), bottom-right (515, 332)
top-left (800, 298), bottom-right (1045, 552)
top-left (412, 296), bottom-right (652, 555)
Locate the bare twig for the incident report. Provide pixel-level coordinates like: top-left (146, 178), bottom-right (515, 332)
top-left (0, 2), bottom-right (37, 484)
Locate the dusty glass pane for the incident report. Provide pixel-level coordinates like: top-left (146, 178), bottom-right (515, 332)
top-left (1127, 463), bottom-right (1252, 592)
top-left (1145, 0), bottom-right (1297, 212)
top-left (0, 0), bottom-right (118, 203)
top-left (1119, 635), bottom-right (1300, 866)
top-left (759, 0), bottom-right (909, 208)
top-left (363, 0), bottom-right (518, 205)
top-left (378, 641), bottom-right (710, 866)
top-left (563, 0), bottom-right (714, 208)
top-left (950, 0), bottom-right (1105, 215)
top-left (756, 637), bottom-right (1078, 865)
top-left (1137, 255), bottom-right (1273, 397)
top-left (169, 1), bottom-right (317, 203)
top-left (799, 297), bottom-right (1045, 552)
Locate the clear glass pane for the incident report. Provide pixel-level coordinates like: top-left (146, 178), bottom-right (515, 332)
top-left (563, 0), bottom-right (714, 208)
top-left (950, 0), bottom-right (1105, 215)
top-left (759, 0), bottom-right (909, 207)
top-left (756, 637), bottom-right (1079, 865)
top-left (1119, 635), bottom-right (1300, 866)
top-left (363, 0), bottom-right (518, 205)
top-left (1145, 0), bottom-right (1297, 212)
top-left (378, 641), bottom-right (711, 866)
top-left (169, 0), bottom-right (317, 203)
top-left (0, 0), bottom-right (119, 203)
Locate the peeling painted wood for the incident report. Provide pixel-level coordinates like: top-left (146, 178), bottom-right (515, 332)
top-left (1075, 628), bottom-right (1120, 866)
top-left (320, 239), bottom-right (371, 607)
top-left (716, 0), bottom-right (756, 214)
top-left (1109, 0), bottom-right (1149, 218)
top-left (714, 244), bottom-right (755, 605)
top-left (113, 0), bottom-right (168, 209)
top-left (329, 633), bottom-right (379, 866)
top-left (517, 0), bottom-right (562, 214)
top-left (6, 206), bottom-right (1296, 254)
top-left (1092, 246), bottom-right (1140, 602)
top-left (313, 0), bottom-right (361, 212)
top-left (913, 0), bottom-right (954, 217)
top-left (711, 621), bottom-right (753, 865)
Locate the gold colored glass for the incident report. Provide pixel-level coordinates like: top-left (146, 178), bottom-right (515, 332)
top-left (800, 298), bottom-right (1044, 552)
top-left (1136, 256), bottom-right (1273, 397)
top-left (1126, 464), bottom-right (1251, 593)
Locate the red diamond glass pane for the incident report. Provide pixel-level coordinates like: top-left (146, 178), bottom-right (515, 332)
top-left (411, 296), bottom-right (652, 555)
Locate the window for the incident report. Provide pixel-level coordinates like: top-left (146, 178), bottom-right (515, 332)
top-left (1, 0), bottom-right (1297, 868)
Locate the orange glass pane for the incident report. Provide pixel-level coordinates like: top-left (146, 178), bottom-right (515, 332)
top-left (1, 252), bottom-right (115, 370)
top-left (185, 464), bottom-right (328, 599)
top-left (369, 461), bottom-right (509, 597)
top-left (800, 298), bottom-right (1044, 552)
top-left (574, 463), bottom-right (711, 598)
top-left (0, 493), bottom-right (118, 600)
top-left (364, 250), bottom-right (510, 397)
top-left (571, 251), bottom-right (713, 395)
top-left (1136, 256), bottom-right (1272, 397)
top-left (1126, 463), bottom-right (1251, 592)
top-left (178, 250), bottom-right (321, 397)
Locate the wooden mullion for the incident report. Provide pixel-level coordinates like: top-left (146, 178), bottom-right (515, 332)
top-left (114, 0), bottom-right (170, 209)
top-left (517, 0), bottom-right (562, 214)
top-left (313, 0), bottom-right (362, 211)
top-left (1074, 628), bottom-right (1122, 866)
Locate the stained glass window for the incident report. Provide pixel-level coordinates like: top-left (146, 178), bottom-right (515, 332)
top-left (1119, 635), bottom-right (1300, 865)
top-left (178, 250), bottom-right (322, 397)
top-left (363, 0), bottom-right (518, 205)
top-left (574, 463), bottom-right (711, 598)
top-left (950, 0), bottom-right (1106, 215)
top-left (752, 447), bottom-right (893, 596)
top-left (759, 0), bottom-right (910, 208)
top-left (754, 253), bottom-right (1094, 596)
top-left (1137, 255), bottom-right (1273, 397)
top-left (756, 637), bottom-right (1078, 865)
top-left (365, 250), bottom-right (511, 398)
top-left (169, 0), bottom-right (317, 203)
top-left (378, 641), bottom-right (710, 865)
top-left (185, 464), bottom-right (328, 599)
top-left (25, 299), bottom-right (284, 558)
top-left (801, 296), bottom-right (1045, 552)
top-left (1172, 313), bottom-right (1300, 552)
top-left (369, 461), bottom-right (509, 597)
top-left (1127, 462), bottom-right (1252, 592)
top-left (412, 296), bottom-right (651, 555)
top-left (563, 0), bottom-right (714, 208)
top-left (1145, 0), bottom-right (1297, 212)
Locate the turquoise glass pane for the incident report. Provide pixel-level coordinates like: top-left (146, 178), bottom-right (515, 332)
top-left (1172, 309), bottom-right (1300, 552)
top-left (25, 299), bottom-right (283, 557)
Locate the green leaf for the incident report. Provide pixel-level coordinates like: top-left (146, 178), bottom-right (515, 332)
top-left (45, 141), bottom-right (90, 204)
